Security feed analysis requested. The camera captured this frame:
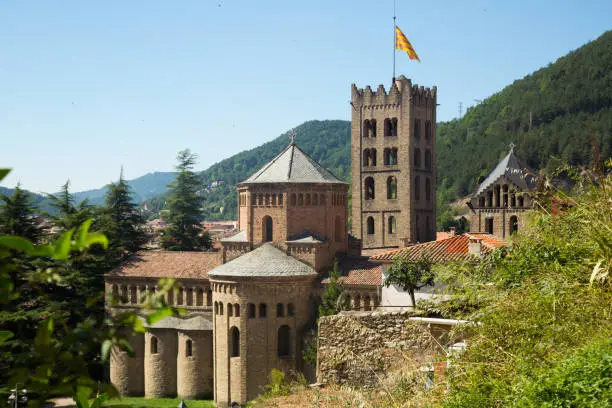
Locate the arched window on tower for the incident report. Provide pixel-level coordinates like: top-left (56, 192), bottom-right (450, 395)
top-left (262, 216), bottom-right (273, 242)
top-left (425, 120), bottom-right (432, 142)
top-left (518, 196), bottom-right (524, 207)
top-left (383, 148), bottom-right (391, 165)
top-left (384, 118), bottom-right (391, 136)
top-left (298, 194), bottom-right (304, 206)
top-left (414, 148), bottom-right (421, 168)
top-left (287, 303), bottom-right (295, 317)
top-left (276, 303), bottom-right (285, 317)
top-left (509, 216), bottom-right (518, 235)
top-left (228, 303), bottom-right (233, 317)
top-left (391, 118), bottom-right (398, 136)
top-left (414, 176), bottom-right (421, 201)
top-left (387, 176), bottom-right (397, 199)
top-left (259, 303), bottom-right (267, 318)
top-left (186, 339), bottom-right (193, 357)
top-left (424, 149), bottom-right (431, 170)
top-left (371, 148), bottom-right (377, 166)
top-left (367, 216), bottom-right (375, 235)
top-left (426, 178), bottom-right (431, 201)
top-left (291, 194), bottom-right (297, 206)
top-left (277, 325), bottom-right (292, 358)
top-left (414, 119), bottom-right (421, 139)
top-left (365, 177), bottom-right (375, 200)
top-left (363, 119), bottom-right (371, 138)
top-left (230, 327), bottom-right (240, 357)
top-left (371, 119), bottom-right (377, 137)
top-left (248, 303), bottom-right (256, 318)
top-left (151, 336), bottom-right (158, 354)
top-left (391, 148), bottom-right (398, 165)
top-left (388, 216), bottom-right (396, 234)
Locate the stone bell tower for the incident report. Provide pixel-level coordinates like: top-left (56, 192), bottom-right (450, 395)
top-left (350, 75), bottom-right (437, 249)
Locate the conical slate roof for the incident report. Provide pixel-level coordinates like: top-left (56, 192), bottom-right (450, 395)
top-left (208, 243), bottom-right (318, 278)
top-left (474, 149), bottom-right (536, 197)
top-left (240, 141), bottom-right (346, 185)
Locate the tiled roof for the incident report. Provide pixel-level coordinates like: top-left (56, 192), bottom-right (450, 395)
top-left (474, 149), bottom-right (536, 197)
top-left (436, 231), bottom-right (453, 241)
top-left (240, 142), bottom-right (347, 185)
top-left (321, 257), bottom-right (382, 286)
top-left (467, 233), bottom-right (506, 248)
top-left (106, 251), bottom-right (222, 279)
top-left (220, 230), bottom-right (248, 242)
top-left (370, 234), bottom-right (505, 263)
top-left (144, 315), bottom-right (212, 331)
top-left (208, 243), bottom-right (318, 278)
top-left (286, 230), bottom-right (327, 244)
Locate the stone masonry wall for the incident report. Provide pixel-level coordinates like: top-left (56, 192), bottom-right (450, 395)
top-left (317, 311), bottom-right (453, 388)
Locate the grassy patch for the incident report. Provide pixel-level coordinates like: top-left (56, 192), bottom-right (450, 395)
top-left (102, 397), bottom-right (214, 408)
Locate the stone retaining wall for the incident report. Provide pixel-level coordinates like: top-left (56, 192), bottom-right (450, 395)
top-left (316, 311), bottom-right (463, 387)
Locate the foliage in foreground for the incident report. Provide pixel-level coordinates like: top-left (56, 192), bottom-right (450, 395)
top-left (0, 168), bottom-right (181, 407)
top-left (102, 397), bottom-right (214, 407)
top-left (430, 166), bottom-right (612, 407)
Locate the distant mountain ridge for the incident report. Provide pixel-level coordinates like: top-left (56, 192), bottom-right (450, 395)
top-left (0, 172), bottom-right (176, 213)
top-left (3, 31), bottom-right (610, 224)
top-left (72, 171), bottom-right (176, 206)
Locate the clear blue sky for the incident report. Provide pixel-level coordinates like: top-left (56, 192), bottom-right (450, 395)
top-left (1, 0), bottom-right (610, 193)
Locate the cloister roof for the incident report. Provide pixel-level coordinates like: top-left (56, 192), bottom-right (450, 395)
top-left (106, 250), bottom-right (222, 279)
top-left (240, 141), bottom-right (346, 185)
top-left (208, 243), bottom-right (318, 278)
top-left (370, 233), bottom-right (505, 263)
top-left (474, 149), bottom-right (536, 197)
top-left (321, 257), bottom-right (383, 287)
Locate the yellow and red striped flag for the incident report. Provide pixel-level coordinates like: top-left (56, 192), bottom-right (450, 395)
top-left (395, 25), bottom-right (420, 62)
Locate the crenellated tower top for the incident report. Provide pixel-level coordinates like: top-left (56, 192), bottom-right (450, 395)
top-left (351, 75), bottom-right (437, 107)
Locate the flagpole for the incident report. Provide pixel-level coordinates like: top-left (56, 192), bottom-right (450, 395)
top-left (392, 1), bottom-right (396, 84)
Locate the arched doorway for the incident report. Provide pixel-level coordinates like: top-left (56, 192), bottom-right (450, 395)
top-left (509, 216), bottom-right (518, 235)
top-left (262, 216), bottom-right (273, 242)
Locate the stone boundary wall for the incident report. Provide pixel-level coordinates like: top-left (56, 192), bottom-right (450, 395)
top-left (316, 311), bottom-right (466, 387)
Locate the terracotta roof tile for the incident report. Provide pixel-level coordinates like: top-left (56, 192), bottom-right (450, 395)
top-left (370, 234), bottom-right (505, 263)
top-left (321, 257), bottom-right (382, 286)
top-left (106, 251), bottom-right (223, 279)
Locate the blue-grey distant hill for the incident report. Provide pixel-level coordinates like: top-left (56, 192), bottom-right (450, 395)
top-left (0, 171), bottom-right (176, 213)
top-left (71, 171), bottom-right (176, 206)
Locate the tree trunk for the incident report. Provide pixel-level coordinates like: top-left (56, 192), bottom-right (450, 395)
top-left (409, 288), bottom-right (416, 308)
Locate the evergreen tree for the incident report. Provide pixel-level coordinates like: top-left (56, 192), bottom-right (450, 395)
top-left (161, 149), bottom-right (208, 250)
top-left (0, 183), bottom-right (44, 243)
top-left (319, 262), bottom-right (345, 316)
top-left (45, 180), bottom-right (93, 234)
top-left (100, 169), bottom-right (147, 256)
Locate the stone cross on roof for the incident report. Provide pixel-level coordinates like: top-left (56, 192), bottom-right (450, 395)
top-left (288, 129), bottom-right (296, 145)
top-left (509, 142), bottom-right (515, 153)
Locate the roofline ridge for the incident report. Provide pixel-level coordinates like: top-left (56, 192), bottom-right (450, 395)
top-left (287, 144), bottom-right (295, 179)
top-left (242, 143), bottom-right (293, 183)
top-left (290, 143), bottom-right (347, 183)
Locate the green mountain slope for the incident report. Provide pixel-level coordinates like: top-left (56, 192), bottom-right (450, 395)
top-left (436, 30), bottom-right (612, 200)
top-left (193, 120), bottom-right (351, 220)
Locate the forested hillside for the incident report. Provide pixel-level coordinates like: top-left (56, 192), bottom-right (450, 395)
top-left (436, 30), bottom-right (612, 203)
top-left (145, 120), bottom-right (351, 220)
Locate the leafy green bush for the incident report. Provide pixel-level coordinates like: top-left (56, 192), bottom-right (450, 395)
top-left (513, 339), bottom-right (611, 408)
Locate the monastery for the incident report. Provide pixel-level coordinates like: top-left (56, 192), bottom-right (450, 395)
top-left (106, 76), bottom-right (534, 407)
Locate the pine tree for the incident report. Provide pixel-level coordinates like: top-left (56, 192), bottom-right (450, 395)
top-left (161, 149), bottom-right (208, 251)
top-left (100, 169), bottom-right (147, 256)
top-left (0, 184), bottom-right (44, 243)
top-left (45, 180), bottom-right (93, 234)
